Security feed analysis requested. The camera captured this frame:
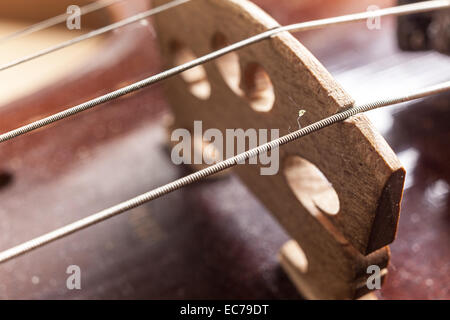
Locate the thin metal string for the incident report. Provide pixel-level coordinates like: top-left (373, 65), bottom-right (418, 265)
top-left (0, 0), bottom-right (191, 72)
top-left (277, 0), bottom-right (450, 34)
top-left (0, 0), bottom-right (124, 44)
top-left (0, 0), bottom-right (448, 144)
top-left (0, 80), bottom-right (448, 264)
top-left (0, 0), bottom-right (447, 72)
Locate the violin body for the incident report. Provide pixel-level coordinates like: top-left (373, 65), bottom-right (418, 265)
top-left (0, 0), bottom-right (448, 299)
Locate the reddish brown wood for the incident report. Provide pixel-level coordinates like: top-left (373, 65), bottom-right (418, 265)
top-left (0, 0), bottom-right (447, 299)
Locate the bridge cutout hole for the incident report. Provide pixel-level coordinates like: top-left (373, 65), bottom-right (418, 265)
top-left (241, 62), bottom-right (275, 112)
top-left (283, 240), bottom-right (309, 274)
top-left (284, 156), bottom-right (340, 216)
top-left (211, 32), bottom-right (242, 96)
top-left (170, 41), bottom-right (211, 100)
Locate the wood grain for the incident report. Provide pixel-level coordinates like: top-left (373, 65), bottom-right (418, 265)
top-left (0, 0), bottom-right (446, 300)
top-left (153, 0), bottom-right (405, 299)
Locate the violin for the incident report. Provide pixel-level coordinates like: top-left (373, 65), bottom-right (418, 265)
top-left (0, 0), bottom-right (448, 300)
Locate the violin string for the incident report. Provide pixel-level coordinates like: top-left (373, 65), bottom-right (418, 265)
top-left (0, 0), bottom-right (192, 72)
top-left (0, 0), bottom-right (125, 44)
top-left (0, 80), bottom-right (448, 264)
top-left (0, 0), bottom-right (447, 73)
top-left (0, 0), bottom-right (448, 143)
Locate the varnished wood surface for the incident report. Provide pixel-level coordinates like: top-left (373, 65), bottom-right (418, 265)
top-left (0, 0), bottom-right (110, 27)
top-left (0, 0), bottom-right (448, 299)
top-left (0, 23), bottom-right (105, 107)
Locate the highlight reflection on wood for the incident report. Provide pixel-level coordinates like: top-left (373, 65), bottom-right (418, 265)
top-left (0, 0), bottom-right (447, 300)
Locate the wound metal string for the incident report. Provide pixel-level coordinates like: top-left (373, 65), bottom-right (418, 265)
top-left (0, 0), bottom-right (448, 144)
top-left (0, 0), bottom-right (191, 72)
top-left (0, 0), bottom-right (447, 72)
top-left (0, 0), bottom-right (124, 44)
top-left (0, 80), bottom-right (448, 264)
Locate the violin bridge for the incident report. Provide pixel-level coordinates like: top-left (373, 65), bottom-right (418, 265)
top-left (153, 0), bottom-right (405, 299)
